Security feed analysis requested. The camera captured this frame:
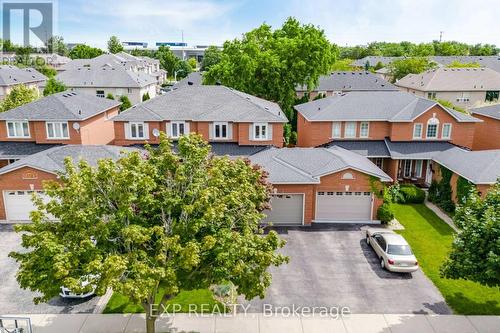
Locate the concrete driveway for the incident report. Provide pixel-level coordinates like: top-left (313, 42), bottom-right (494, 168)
top-left (247, 224), bottom-right (451, 314)
top-left (0, 224), bottom-right (101, 314)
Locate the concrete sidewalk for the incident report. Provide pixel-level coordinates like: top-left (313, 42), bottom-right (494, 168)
top-left (2, 313), bottom-right (499, 333)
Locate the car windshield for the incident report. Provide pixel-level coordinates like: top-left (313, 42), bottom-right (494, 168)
top-left (387, 244), bottom-right (413, 255)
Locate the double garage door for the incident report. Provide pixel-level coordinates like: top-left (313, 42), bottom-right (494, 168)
top-left (315, 191), bottom-right (372, 222)
top-left (3, 190), bottom-right (46, 221)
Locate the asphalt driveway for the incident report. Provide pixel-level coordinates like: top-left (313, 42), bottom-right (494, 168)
top-left (247, 224), bottom-right (451, 314)
top-left (0, 224), bottom-right (100, 314)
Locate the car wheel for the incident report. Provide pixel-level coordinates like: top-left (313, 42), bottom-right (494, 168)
top-left (366, 235), bottom-right (370, 245)
top-left (380, 258), bottom-right (385, 270)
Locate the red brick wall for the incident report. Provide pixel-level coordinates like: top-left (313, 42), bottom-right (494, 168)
top-left (80, 107), bottom-right (119, 145)
top-left (472, 114), bottom-right (500, 150)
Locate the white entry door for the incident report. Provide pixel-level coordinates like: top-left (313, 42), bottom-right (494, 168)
top-left (3, 190), bottom-right (45, 221)
top-left (315, 191), bottom-right (372, 222)
top-left (262, 194), bottom-right (304, 226)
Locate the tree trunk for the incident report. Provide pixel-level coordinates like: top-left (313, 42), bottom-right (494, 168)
top-left (144, 303), bottom-right (157, 333)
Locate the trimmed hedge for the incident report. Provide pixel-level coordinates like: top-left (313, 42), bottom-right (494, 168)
top-left (377, 203), bottom-right (394, 224)
top-left (399, 184), bottom-right (426, 203)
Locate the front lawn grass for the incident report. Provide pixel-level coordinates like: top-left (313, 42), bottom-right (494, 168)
top-left (103, 288), bottom-right (227, 314)
top-left (393, 204), bottom-right (500, 315)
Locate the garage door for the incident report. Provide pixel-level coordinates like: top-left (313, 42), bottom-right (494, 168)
top-left (4, 190), bottom-right (46, 221)
top-left (315, 191), bottom-right (372, 222)
top-left (262, 194), bottom-right (304, 225)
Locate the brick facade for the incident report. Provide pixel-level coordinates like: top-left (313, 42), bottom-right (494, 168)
top-left (472, 114), bottom-right (500, 150)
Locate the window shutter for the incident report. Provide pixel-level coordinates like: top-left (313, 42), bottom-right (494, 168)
top-left (124, 123), bottom-right (131, 139)
top-left (249, 123), bottom-right (254, 141)
top-left (165, 122), bottom-right (171, 137)
top-left (185, 121), bottom-right (190, 134)
top-left (267, 124), bottom-right (273, 140)
top-left (227, 123), bottom-right (233, 139)
top-left (209, 123), bottom-right (214, 140)
top-left (144, 123), bottom-right (150, 139)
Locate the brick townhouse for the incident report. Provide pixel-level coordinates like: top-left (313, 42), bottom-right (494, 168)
top-left (470, 104), bottom-right (500, 150)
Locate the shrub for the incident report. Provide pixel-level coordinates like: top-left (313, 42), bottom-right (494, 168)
top-left (377, 203), bottom-right (394, 224)
top-left (399, 184), bottom-right (426, 203)
top-left (428, 180), bottom-right (439, 203)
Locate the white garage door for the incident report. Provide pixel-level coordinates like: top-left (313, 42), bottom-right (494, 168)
top-left (4, 190), bottom-right (45, 221)
top-left (315, 191), bottom-right (372, 222)
top-left (262, 194), bottom-right (304, 225)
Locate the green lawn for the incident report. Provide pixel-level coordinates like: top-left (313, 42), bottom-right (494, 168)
top-left (393, 204), bottom-right (500, 315)
top-left (103, 289), bottom-right (227, 314)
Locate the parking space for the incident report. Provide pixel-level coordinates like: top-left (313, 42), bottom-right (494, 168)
top-left (0, 224), bottom-right (100, 314)
top-left (247, 224), bottom-right (451, 314)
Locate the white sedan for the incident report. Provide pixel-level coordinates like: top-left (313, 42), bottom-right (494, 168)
top-left (366, 229), bottom-right (419, 273)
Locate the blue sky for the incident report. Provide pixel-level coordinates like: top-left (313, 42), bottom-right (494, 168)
top-left (3, 0), bottom-right (500, 48)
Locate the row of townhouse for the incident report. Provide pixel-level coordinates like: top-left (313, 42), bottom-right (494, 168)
top-left (0, 85), bottom-right (498, 225)
top-left (0, 65), bottom-right (47, 100)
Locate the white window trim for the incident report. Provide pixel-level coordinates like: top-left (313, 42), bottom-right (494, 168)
top-left (253, 123), bottom-right (269, 141)
top-left (415, 160), bottom-right (423, 178)
top-left (6, 121), bottom-right (30, 138)
top-left (442, 123), bottom-right (452, 139)
top-left (359, 122), bottom-right (369, 138)
top-left (413, 123), bottom-right (423, 139)
top-left (403, 160), bottom-right (413, 178)
top-left (426, 117), bottom-right (439, 139)
top-left (130, 122), bottom-right (147, 139)
top-left (170, 121), bottom-right (186, 139)
top-left (332, 122), bottom-right (341, 138)
top-left (213, 121), bottom-right (229, 139)
top-left (46, 121), bottom-right (70, 140)
top-left (344, 122), bottom-right (357, 138)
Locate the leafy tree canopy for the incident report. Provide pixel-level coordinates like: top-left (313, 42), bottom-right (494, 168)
top-left (441, 181), bottom-right (500, 287)
top-left (435, 98), bottom-right (466, 113)
top-left (388, 57), bottom-right (437, 82)
top-left (447, 61), bottom-right (482, 68)
top-left (204, 17), bottom-right (336, 121)
top-left (200, 46), bottom-right (222, 71)
top-left (119, 95), bottom-right (132, 111)
top-left (9, 134), bottom-right (287, 333)
top-left (330, 58), bottom-right (355, 71)
top-left (69, 44), bottom-right (104, 59)
top-left (107, 36), bottom-right (124, 54)
top-left (44, 35), bottom-right (68, 56)
top-left (43, 78), bottom-right (67, 96)
top-left (187, 57), bottom-right (197, 70)
top-left (0, 84), bottom-right (38, 112)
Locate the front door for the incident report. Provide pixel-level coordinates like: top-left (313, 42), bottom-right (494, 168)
top-left (425, 162), bottom-right (433, 185)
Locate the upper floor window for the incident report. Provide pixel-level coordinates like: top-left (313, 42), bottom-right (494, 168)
top-left (170, 121), bottom-right (185, 138)
top-left (332, 122), bottom-right (341, 138)
top-left (426, 117), bottom-right (439, 139)
top-left (456, 92), bottom-right (470, 103)
top-left (253, 123), bottom-right (268, 140)
top-left (46, 122), bottom-right (69, 139)
top-left (485, 91), bottom-right (499, 102)
top-left (359, 122), bottom-right (369, 138)
top-left (345, 122), bottom-right (356, 138)
top-left (129, 122), bottom-right (146, 139)
top-left (6, 121), bottom-right (30, 138)
top-left (213, 122), bottom-right (228, 139)
top-left (413, 123), bottom-right (423, 139)
top-left (442, 123), bottom-right (452, 139)
top-left (96, 90), bottom-right (105, 98)
top-left (427, 92), bottom-right (436, 99)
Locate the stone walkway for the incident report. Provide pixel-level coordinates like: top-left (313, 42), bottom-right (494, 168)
top-left (424, 200), bottom-right (459, 232)
top-left (1, 313), bottom-right (499, 333)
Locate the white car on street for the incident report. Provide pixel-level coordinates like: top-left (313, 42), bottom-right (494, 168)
top-left (366, 229), bottom-right (419, 273)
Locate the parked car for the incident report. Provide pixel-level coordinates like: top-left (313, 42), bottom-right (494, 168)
top-left (366, 229), bottom-right (419, 273)
top-left (60, 275), bottom-right (96, 298)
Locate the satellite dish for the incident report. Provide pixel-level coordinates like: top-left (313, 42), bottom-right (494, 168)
top-left (152, 128), bottom-right (160, 137)
top-left (72, 122), bottom-right (80, 131)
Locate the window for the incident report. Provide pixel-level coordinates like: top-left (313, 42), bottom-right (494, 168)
top-left (171, 121), bottom-right (185, 138)
top-left (456, 92), bottom-right (470, 103)
top-left (130, 122), bottom-right (146, 139)
top-left (332, 122), bottom-right (341, 138)
top-left (442, 123), bottom-right (452, 139)
top-left (359, 122), bottom-right (369, 138)
top-left (253, 123), bottom-right (268, 140)
top-left (414, 160), bottom-right (423, 178)
top-left (6, 121), bottom-right (30, 138)
top-left (96, 90), bottom-right (105, 98)
top-left (341, 172), bottom-right (354, 180)
top-left (403, 160), bottom-right (412, 178)
top-left (426, 117), bottom-right (439, 139)
top-left (46, 122), bottom-right (69, 139)
top-left (485, 91), bottom-right (499, 102)
top-left (372, 158), bottom-right (383, 169)
top-left (427, 92), bottom-right (436, 99)
top-left (344, 122), bottom-right (356, 138)
top-left (413, 123), bottom-right (423, 139)
top-left (213, 122), bottom-right (228, 139)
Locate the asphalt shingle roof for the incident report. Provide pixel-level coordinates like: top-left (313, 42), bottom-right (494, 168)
top-left (296, 71), bottom-right (398, 92)
top-left (295, 91), bottom-right (480, 122)
top-left (323, 140), bottom-right (390, 157)
top-left (112, 85), bottom-right (288, 123)
top-left (0, 142), bottom-right (60, 159)
top-left (0, 145), bottom-right (138, 175)
top-left (249, 147), bottom-right (392, 184)
top-left (433, 148), bottom-right (500, 184)
top-left (56, 66), bottom-right (156, 88)
top-left (384, 139), bottom-right (458, 159)
top-left (136, 142), bottom-right (271, 157)
top-left (0, 91), bottom-right (121, 121)
top-left (471, 104), bottom-right (500, 120)
top-left (174, 72), bottom-right (203, 88)
top-left (0, 65), bottom-right (46, 86)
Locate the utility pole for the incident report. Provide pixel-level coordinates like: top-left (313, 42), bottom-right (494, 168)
top-left (439, 31), bottom-right (444, 42)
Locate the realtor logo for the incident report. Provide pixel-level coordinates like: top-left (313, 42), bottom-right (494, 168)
top-left (2, 1), bottom-right (54, 47)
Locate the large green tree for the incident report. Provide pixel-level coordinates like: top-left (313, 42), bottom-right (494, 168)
top-left (10, 134), bottom-right (287, 333)
top-left (43, 78), bottom-right (67, 96)
top-left (69, 44), bottom-right (104, 59)
top-left (204, 17), bottom-right (336, 121)
top-left (0, 85), bottom-right (38, 112)
top-left (107, 36), bottom-right (124, 54)
top-left (441, 181), bottom-right (500, 287)
top-left (388, 57), bottom-right (437, 82)
top-left (200, 46), bottom-right (222, 71)
top-left (155, 46), bottom-right (191, 79)
top-left (45, 35), bottom-right (68, 56)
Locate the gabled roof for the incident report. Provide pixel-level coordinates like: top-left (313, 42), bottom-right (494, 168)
top-left (0, 145), bottom-right (138, 175)
top-left (471, 104), bottom-right (500, 120)
top-left (112, 85), bottom-right (288, 123)
top-left (56, 66), bottom-right (156, 88)
top-left (395, 67), bottom-right (500, 91)
top-left (433, 148), bottom-right (500, 184)
top-left (295, 91), bottom-right (480, 123)
top-left (249, 146), bottom-right (392, 184)
top-left (0, 65), bottom-right (47, 86)
top-left (0, 91), bottom-right (120, 121)
top-left (296, 71), bottom-right (398, 92)
top-left (0, 142), bottom-right (60, 159)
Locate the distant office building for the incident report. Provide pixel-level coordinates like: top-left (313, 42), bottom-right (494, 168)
top-left (123, 41), bottom-right (149, 49)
